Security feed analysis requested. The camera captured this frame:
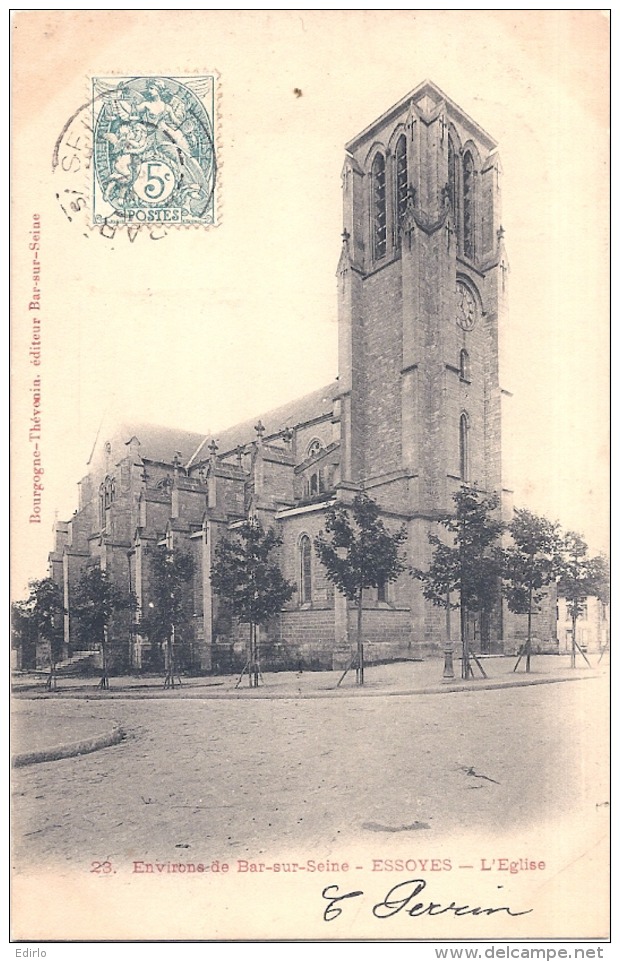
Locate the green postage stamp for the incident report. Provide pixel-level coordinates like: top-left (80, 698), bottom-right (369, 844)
top-left (91, 75), bottom-right (217, 227)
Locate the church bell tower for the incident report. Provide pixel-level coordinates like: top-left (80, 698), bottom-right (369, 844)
top-left (336, 80), bottom-right (509, 647)
top-left (337, 80), bottom-right (507, 510)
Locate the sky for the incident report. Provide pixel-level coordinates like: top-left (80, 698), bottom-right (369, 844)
top-left (11, 10), bottom-right (610, 598)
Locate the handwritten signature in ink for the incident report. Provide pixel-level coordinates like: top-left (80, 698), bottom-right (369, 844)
top-left (322, 878), bottom-right (533, 922)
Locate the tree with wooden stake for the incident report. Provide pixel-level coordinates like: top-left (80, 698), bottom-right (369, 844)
top-left (315, 493), bottom-right (406, 687)
top-left (12, 578), bottom-right (65, 689)
top-left (502, 509), bottom-right (563, 673)
top-left (210, 518), bottom-right (295, 687)
top-left (557, 532), bottom-right (609, 669)
top-left (413, 488), bottom-right (503, 679)
top-left (72, 567), bottom-right (135, 690)
top-left (141, 544), bottom-right (195, 689)
top-left (411, 533), bottom-right (461, 678)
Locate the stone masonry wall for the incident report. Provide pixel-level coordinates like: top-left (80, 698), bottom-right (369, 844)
top-left (358, 261), bottom-right (403, 480)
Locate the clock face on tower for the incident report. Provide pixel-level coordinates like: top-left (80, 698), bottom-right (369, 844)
top-left (456, 282), bottom-right (477, 331)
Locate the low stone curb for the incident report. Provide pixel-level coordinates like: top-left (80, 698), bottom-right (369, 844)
top-left (12, 726), bottom-right (126, 768)
top-left (12, 672), bottom-right (600, 703)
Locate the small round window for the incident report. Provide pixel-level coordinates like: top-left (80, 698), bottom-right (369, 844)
top-left (307, 438), bottom-right (324, 459)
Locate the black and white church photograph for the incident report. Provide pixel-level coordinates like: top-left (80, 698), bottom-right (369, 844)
top-left (10, 9), bottom-right (610, 945)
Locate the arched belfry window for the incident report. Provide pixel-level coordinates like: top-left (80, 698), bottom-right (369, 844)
top-left (459, 413), bottom-right (470, 482)
top-left (372, 152), bottom-right (387, 260)
top-left (448, 135), bottom-right (459, 239)
top-left (394, 135), bottom-right (408, 239)
top-left (463, 151), bottom-right (475, 259)
top-left (300, 535), bottom-right (312, 605)
top-left (459, 349), bottom-right (470, 380)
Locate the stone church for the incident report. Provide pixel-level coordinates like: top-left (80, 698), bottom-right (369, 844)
top-left (49, 80), bottom-right (555, 673)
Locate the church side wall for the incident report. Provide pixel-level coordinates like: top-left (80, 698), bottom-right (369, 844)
top-left (278, 610), bottom-right (336, 669)
top-left (261, 459), bottom-right (295, 506)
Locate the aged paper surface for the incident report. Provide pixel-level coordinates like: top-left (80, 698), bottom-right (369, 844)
top-left (11, 10), bottom-right (610, 943)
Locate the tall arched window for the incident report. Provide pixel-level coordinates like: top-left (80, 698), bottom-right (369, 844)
top-left (463, 151), bottom-right (475, 259)
top-left (372, 152), bottom-right (387, 260)
top-left (99, 483), bottom-right (106, 528)
top-left (448, 135), bottom-right (459, 239)
top-left (100, 476), bottom-right (115, 529)
top-left (459, 349), bottom-right (470, 380)
top-left (300, 535), bottom-right (312, 605)
top-left (459, 413), bottom-right (470, 482)
top-left (394, 135), bottom-right (408, 241)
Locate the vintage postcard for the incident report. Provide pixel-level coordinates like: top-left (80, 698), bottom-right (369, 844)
top-left (10, 10), bottom-right (610, 944)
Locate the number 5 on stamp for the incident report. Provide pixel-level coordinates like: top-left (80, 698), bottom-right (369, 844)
top-left (91, 75), bottom-right (217, 228)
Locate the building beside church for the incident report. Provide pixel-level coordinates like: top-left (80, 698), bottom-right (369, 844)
top-left (48, 80), bottom-right (557, 673)
top-left (556, 596), bottom-right (609, 656)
